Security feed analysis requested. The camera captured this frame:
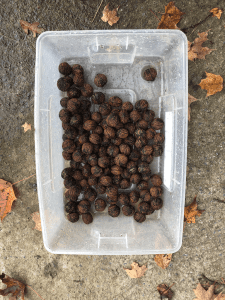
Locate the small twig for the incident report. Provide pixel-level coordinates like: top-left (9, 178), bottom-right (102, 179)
top-left (91, 0), bottom-right (104, 23)
top-left (213, 198), bottom-right (225, 204)
top-left (0, 33), bottom-right (19, 43)
top-left (149, 9), bottom-right (160, 21)
top-left (181, 13), bottom-right (212, 34)
top-left (26, 285), bottom-right (45, 300)
top-left (12, 174), bottom-right (36, 185)
top-left (200, 274), bottom-right (225, 287)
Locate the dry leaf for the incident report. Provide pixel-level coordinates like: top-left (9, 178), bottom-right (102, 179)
top-left (157, 1), bottom-right (184, 29)
top-left (184, 195), bottom-right (204, 224)
top-left (157, 283), bottom-right (174, 299)
top-left (199, 72), bottom-right (223, 97)
top-left (154, 254), bottom-right (172, 269)
top-left (20, 20), bottom-right (44, 37)
top-left (22, 122), bottom-right (31, 132)
top-left (124, 262), bottom-right (147, 278)
top-left (188, 93), bottom-right (197, 121)
top-left (193, 283), bottom-right (225, 300)
top-left (101, 3), bottom-right (119, 26)
top-left (0, 179), bottom-right (17, 221)
top-left (31, 212), bottom-right (42, 231)
top-left (210, 8), bottom-right (223, 19)
top-left (188, 31), bottom-right (214, 61)
top-left (0, 273), bottom-right (25, 300)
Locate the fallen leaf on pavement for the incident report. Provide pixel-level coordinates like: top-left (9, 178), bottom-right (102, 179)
top-left (157, 283), bottom-right (174, 299)
top-left (20, 20), bottom-right (44, 37)
top-left (210, 8), bottom-right (223, 19)
top-left (154, 254), bottom-right (172, 269)
top-left (124, 262), bottom-right (147, 278)
top-left (0, 273), bottom-right (25, 300)
top-left (22, 122), bottom-right (31, 132)
top-left (101, 3), bottom-right (119, 26)
top-left (193, 283), bottom-right (225, 300)
top-left (199, 72), bottom-right (223, 97)
top-left (0, 179), bottom-right (17, 221)
top-left (157, 1), bottom-right (184, 29)
top-left (188, 31), bottom-right (214, 61)
top-left (31, 212), bottom-right (42, 231)
top-left (184, 195), bottom-right (204, 224)
top-left (188, 93), bottom-right (197, 121)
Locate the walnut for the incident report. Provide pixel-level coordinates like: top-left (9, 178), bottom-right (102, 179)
top-left (134, 129), bottom-right (146, 139)
top-left (82, 142), bottom-right (93, 155)
top-left (137, 180), bottom-right (149, 190)
top-left (119, 110), bottom-right (130, 124)
top-left (108, 96), bottom-right (122, 107)
top-left (79, 179), bottom-right (89, 190)
top-left (111, 137), bottom-right (122, 146)
top-left (146, 128), bottom-right (156, 140)
top-left (151, 198), bottom-right (163, 210)
top-left (95, 198), bottom-right (107, 212)
top-left (137, 202), bottom-right (151, 214)
top-left (68, 185), bottom-right (81, 197)
top-left (83, 120), bottom-right (97, 131)
top-left (80, 83), bottom-right (93, 97)
top-left (142, 172), bottom-right (152, 181)
top-left (82, 163), bottom-right (91, 177)
top-left (102, 136), bottom-right (110, 146)
top-left (120, 179), bottom-right (130, 189)
top-left (135, 100), bottom-right (148, 112)
top-left (62, 140), bottom-right (76, 153)
top-left (108, 204), bottom-right (120, 217)
top-left (112, 175), bottom-right (121, 186)
top-left (78, 133), bottom-right (89, 145)
top-left (115, 122), bottom-right (124, 130)
top-left (70, 114), bottom-right (82, 127)
top-left (118, 193), bottom-right (130, 206)
top-left (67, 212), bottom-right (79, 223)
top-left (138, 162), bottom-right (150, 174)
top-left (88, 175), bottom-right (98, 186)
top-left (96, 185), bottom-right (106, 195)
top-left (119, 144), bottom-right (130, 156)
top-left (106, 113), bottom-right (120, 128)
top-left (121, 169), bottom-right (131, 179)
top-left (99, 103), bottom-right (112, 116)
top-left (60, 97), bottom-right (69, 108)
top-left (115, 154), bottom-right (128, 167)
top-left (94, 74), bottom-right (107, 87)
top-left (67, 98), bottom-right (81, 113)
top-left (78, 200), bottom-right (91, 214)
top-left (124, 136), bottom-right (135, 147)
top-left (141, 155), bottom-right (153, 164)
top-left (91, 166), bottom-right (103, 177)
top-left (141, 145), bottom-right (153, 155)
top-left (122, 205), bottom-right (135, 216)
top-left (80, 99), bottom-right (91, 112)
top-left (65, 201), bottom-right (77, 213)
top-left (59, 62), bottom-right (72, 75)
top-left (98, 156), bottom-right (110, 168)
top-left (62, 122), bottom-right (72, 131)
top-left (91, 112), bottom-right (102, 124)
top-left (154, 133), bottom-right (165, 145)
top-left (107, 145), bottom-right (119, 157)
top-left (130, 110), bottom-right (141, 122)
top-left (93, 125), bottom-right (103, 135)
top-left (82, 111), bottom-right (92, 123)
top-left (59, 109), bottom-right (71, 123)
top-left (150, 186), bottom-right (163, 197)
top-left (134, 212), bottom-right (146, 223)
top-left (151, 118), bottom-right (164, 130)
top-left (110, 165), bottom-right (122, 175)
top-left (67, 84), bottom-right (81, 98)
top-left (99, 176), bottom-right (112, 186)
top-left (98, 146), bottom-right (107, 157)
top-left (84, 187), bottom-right (97, 202)
top-left (136, 120), bottom-right (148, 130)
top-left (73, 72), bottom-right (84, 87)
top-left (61, 167), bottom-right (74, 179)
top-left (130, 174), bottom-right (142, 184)
top-left (57, 76), bottom-right (73, 92)
top-left (153, 145), bottom-right (163, 157)
top-left (72, 64), bottom-right (84, 74)
top-left (122, 101), bottom-right (133, 111)
top-left (127, 161), bottom-right (137, 174)
top-left (129, 190), bottom-right (140, 204)
top-left (64, 177), bottom-right (76, 189)
top-left (73, 170), bottom-right (84, 181)
top-left (135, 138), bottom-right (147, 149)
top-left (106, 186), bottom-right (118, 201)
top-left (104, 127), bottom-right (116, 139)
top-left (117, 128), bottom-right (129, 139)
top-left (89, 133), bottom-right (102, 145)
top-left (91, 92), bottom-right (105, 104)
top-left (72, 150), bottom-right (83, 162)
top-left (129, 150), bottom-right (141, 162)
top-left (143, 67), bottom-right (157, 81)
top-left (82, 213), bottom-right (93, 224)
top-left (140, 190), bottom-right (151, 202)
top-left (100, 119), bottom-right (108, 129)
top-left (143, 110), bottom-right (155, 122)
top-left (124, 122), bottom-right (136, 135)
top-left (150, 174), bottom-right (162, 186)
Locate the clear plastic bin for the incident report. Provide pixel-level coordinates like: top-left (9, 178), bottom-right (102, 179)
top-left (34, 30), bottom-right (188, 255)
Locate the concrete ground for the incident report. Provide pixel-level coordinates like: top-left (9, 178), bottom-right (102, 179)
top-left (1, 0), bottom-right (225, 299)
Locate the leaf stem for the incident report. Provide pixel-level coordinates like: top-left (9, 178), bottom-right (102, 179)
top-left (12, 174), bottom-right (36, 185)
top-left (26, 285), bottom-right (45, 300)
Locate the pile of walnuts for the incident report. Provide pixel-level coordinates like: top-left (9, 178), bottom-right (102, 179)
top-left (58, 62), bottom-right (164, 225)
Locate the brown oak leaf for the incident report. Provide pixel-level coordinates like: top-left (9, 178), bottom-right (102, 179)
top-left (199, 72), bottom-right (223, 97)
top-left (22, 122), bottom-right (31, 132)
top-left (193, 283), bottom-right (225, 300)
top-left (31, 212), bottom-right (42, 231)
top-left (188, 31), bottom-right (214, 61)
top-left (20, 20), bottom-right (44, 37)
top-left (101, 3), bottom-right (119, 26)
top-left (188, 93), bottom-right (197, 121)
top-left (157, 283), bottom-right (174, 299)
top-left (124, 262), bottom-right (147, 278)
top-left (184, 195), bottom-right (204, 224)
top-left (210, 8), bottom-right (223, 19)
top-left (157, 1), bottom-right (184, 29)
top-left (0, 273), bottom-right (25, 300)
top-left (0, 179), bottom-right (17, 221)
top-left (154, 254), bottom-right (172, 269)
